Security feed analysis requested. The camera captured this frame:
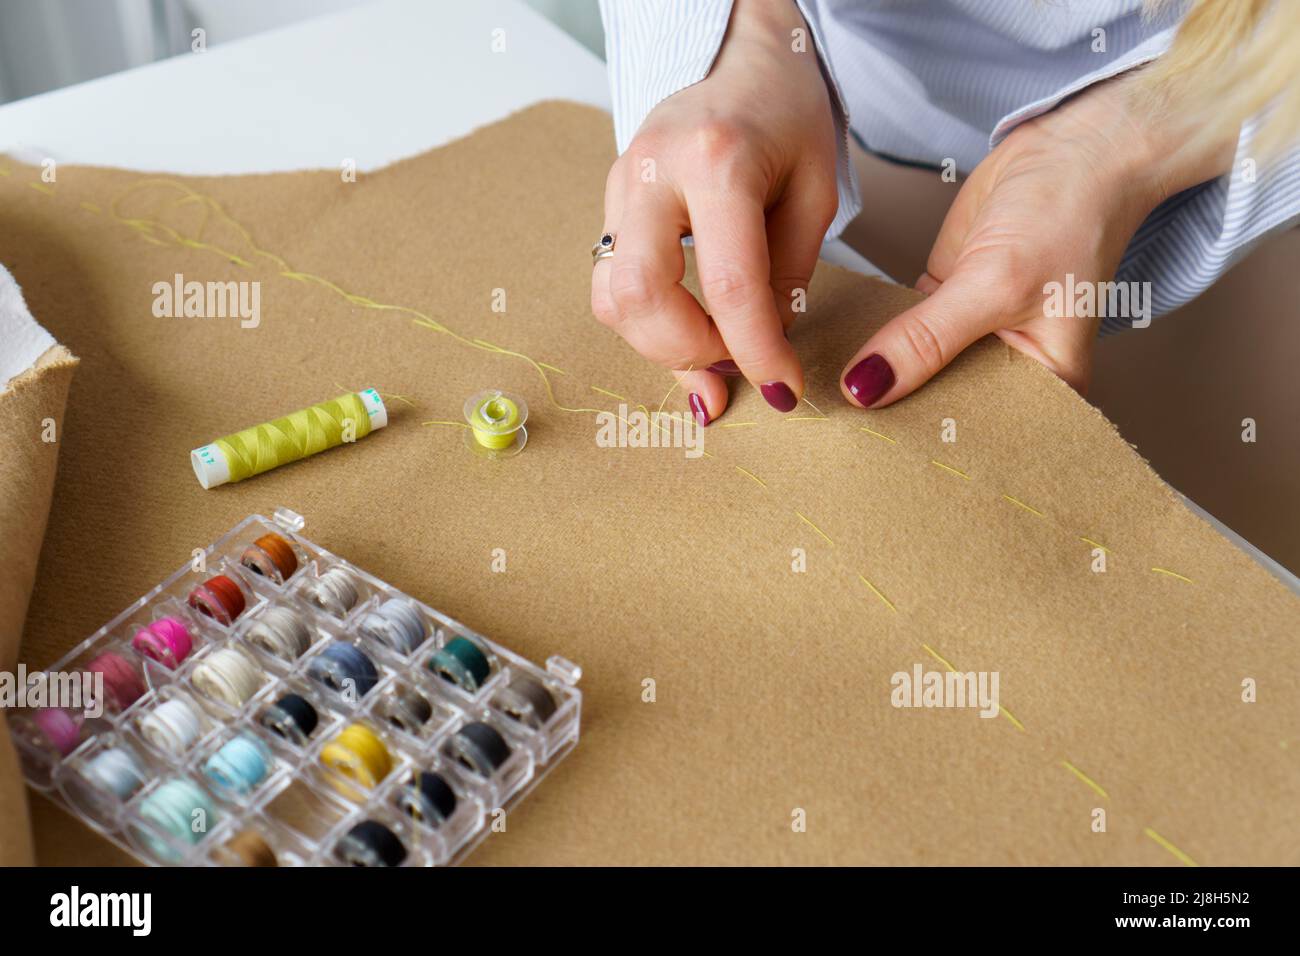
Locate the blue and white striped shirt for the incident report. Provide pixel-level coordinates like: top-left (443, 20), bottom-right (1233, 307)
top-left (599, 0), bottom-right (1300, 332)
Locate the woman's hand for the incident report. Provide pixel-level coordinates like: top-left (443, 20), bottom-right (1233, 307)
top-left (840, 72), bottom-right (1237, 408)
top-left (591, 0), bottom-right (839, 423)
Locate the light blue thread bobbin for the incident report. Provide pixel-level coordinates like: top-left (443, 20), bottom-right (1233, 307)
top-left (204, 734), bottom-right (272, 796)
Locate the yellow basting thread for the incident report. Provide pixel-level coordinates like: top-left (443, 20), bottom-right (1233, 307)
top-left (1143, 827), bottom-right (1199, 867)
top-left (1060, 760), bottom-right (1109, 800)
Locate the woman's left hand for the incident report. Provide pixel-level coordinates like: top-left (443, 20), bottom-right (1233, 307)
top-left (839, 72), bottom-right (1236, 409)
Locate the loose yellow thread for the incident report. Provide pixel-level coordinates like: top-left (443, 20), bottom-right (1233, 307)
top-left (720, 422), bottom-right (758, 428)
top-left (859, 426), bottom-right (897, 444)
top-left (787, 416), bottom-right (829, 422)
top-left (1060, 760), bottom-right (1109, 800)
top-left (1002, 494), bottom-right (1045, 517)
top-left (733, 465), bottom-right (767, 488)
top-left (858, 575), bottom-right (897, 613)
top-left (79, 201), bottom-right (101, 214)
top-left (657, 365), bottom-right (691, 420)
top-left (801, 395), bottom-right (826, 416)
top-left (539, 362), bottom-right (566, 375)
top-left (1080, 537), bottom-right (1112, 554)
top-left (1151, 567), bottom-right (1193, 584)
top-left (794, 511), bottom-right (834, 546)
top-left (28, 181), bottom-right (54, 196)
top-left (930, 460), bottom-right (971, 480)
top-left (0, 166), bottom-right (10, 176)
top-left (1143, 828), bottom-right (1199, 866)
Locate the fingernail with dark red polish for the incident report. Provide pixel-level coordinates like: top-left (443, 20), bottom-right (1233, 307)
top-left (707, 360), bottom-right (741, 376)
top-left (760, 381), bottom-right (798, 413)
top-left (688, 393), bottom-right (710, 427)
top-left (843, 353), bottom-right (895, 407)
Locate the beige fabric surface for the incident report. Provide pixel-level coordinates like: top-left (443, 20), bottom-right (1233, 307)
top-left (1, 102), bottom-right (1296, 866)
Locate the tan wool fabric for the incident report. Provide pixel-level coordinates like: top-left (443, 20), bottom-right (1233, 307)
top-left (0, 102), bottom-right (1296, 866)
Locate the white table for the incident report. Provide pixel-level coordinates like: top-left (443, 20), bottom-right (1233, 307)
top-left (0, 0), bottom-right (1290, 591)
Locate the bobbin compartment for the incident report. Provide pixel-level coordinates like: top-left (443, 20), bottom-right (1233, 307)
top-left (9, 706), bottom-right (110, 789)
top-left (373, 677), bottom-right (460, 744)
top-left (312, 717), bottom-right (411, 802)
top-left (253, 678), bottom-right (342, 756)
top-left (55, 731), bottom-right (156, 830)
top-left (438, 711), bottom-right (536, 809)
top-left (122, 772), bottom-right (224, 865)
top-left (298, 635), bottom-right (387, 705)
top-left (110, 596), bottom-right (211, 673)
top-left (131, 686), bottom-right (218, 763)
top-left (208, 815), bottom-right (314, 867)
top-left (292, 561), bottom-right (374, 621)
top-left (194, 726), bottom-right (291, 805)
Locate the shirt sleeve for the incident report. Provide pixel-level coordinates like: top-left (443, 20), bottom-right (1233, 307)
top-left (598, 0), bottom-right (862, 239)
top-left (989, 28), bottom-right (1300, 332)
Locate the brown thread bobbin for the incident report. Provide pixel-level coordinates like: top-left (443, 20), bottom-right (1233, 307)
top-left (219, 830), bottom-right (278, 867)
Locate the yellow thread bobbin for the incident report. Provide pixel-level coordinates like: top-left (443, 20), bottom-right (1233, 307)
top-left (463, 388), bottom-right (528, 459)
top-left (320, 723), bottom-right (392, 798)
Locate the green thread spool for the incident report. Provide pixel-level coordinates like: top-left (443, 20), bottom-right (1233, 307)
top-left (463, 388), bottom-right (528, 459)
top-left (191, 388), bottom-right (387, 489)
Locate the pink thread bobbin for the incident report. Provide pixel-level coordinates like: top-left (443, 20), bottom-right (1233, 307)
top-left (132, 617), bottom-right (195, 669)
top-left (86, 651), bottom-right (146, 711)
top-left (32, 707), bottom-right (81, 756)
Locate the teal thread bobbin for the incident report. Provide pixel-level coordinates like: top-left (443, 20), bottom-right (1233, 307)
top-left (428, 636), bottom-right (492, 692)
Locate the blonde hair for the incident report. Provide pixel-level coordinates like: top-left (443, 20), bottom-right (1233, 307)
top-left (1143, 0), bottom-right (1300, 156)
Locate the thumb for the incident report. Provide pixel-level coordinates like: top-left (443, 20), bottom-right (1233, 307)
top-left (840, 270), bottom-right (1002, 409)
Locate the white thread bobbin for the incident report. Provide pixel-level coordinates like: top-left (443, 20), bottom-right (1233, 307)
top-left (192, 648), bottom-right (263, 708)
top-left (85, 748), bottom-right (147, 800)
top-left (463, 389), bottom-right (528, 459)
top-left (246, 607), bottom-right (313, 660)
top-left (302, 568), bottom-right (359, 618)
top-left (139, 697), bottom-right (206, 756)
top-left (359, 600), bottom-right (426, 655)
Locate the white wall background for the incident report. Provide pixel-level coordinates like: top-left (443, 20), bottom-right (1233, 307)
top-left (0, 0), bottom-right (605, 105)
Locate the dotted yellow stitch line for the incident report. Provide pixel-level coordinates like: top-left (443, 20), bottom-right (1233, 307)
top-left (794, 511), bottom-right (834, 547)
top-left (1143, 827), bottom-right (1198, 867)
top-left (1060, 760), bottom-right (1109, 800)
top-left (1001, 494), bottom-right (1046, 518)
top-left (87, 176), bottom-right (1211, 857)
top-left (1151, 567), bottom-right (1194, 584)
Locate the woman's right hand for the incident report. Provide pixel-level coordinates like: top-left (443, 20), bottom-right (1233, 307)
top-left (591, 0), bottom-right (840, 424)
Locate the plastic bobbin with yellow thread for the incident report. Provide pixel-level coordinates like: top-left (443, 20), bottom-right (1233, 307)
top-left (319, 723), bottom-right (393, 799)
top-left (463, 389), bottom-right (528, 459)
